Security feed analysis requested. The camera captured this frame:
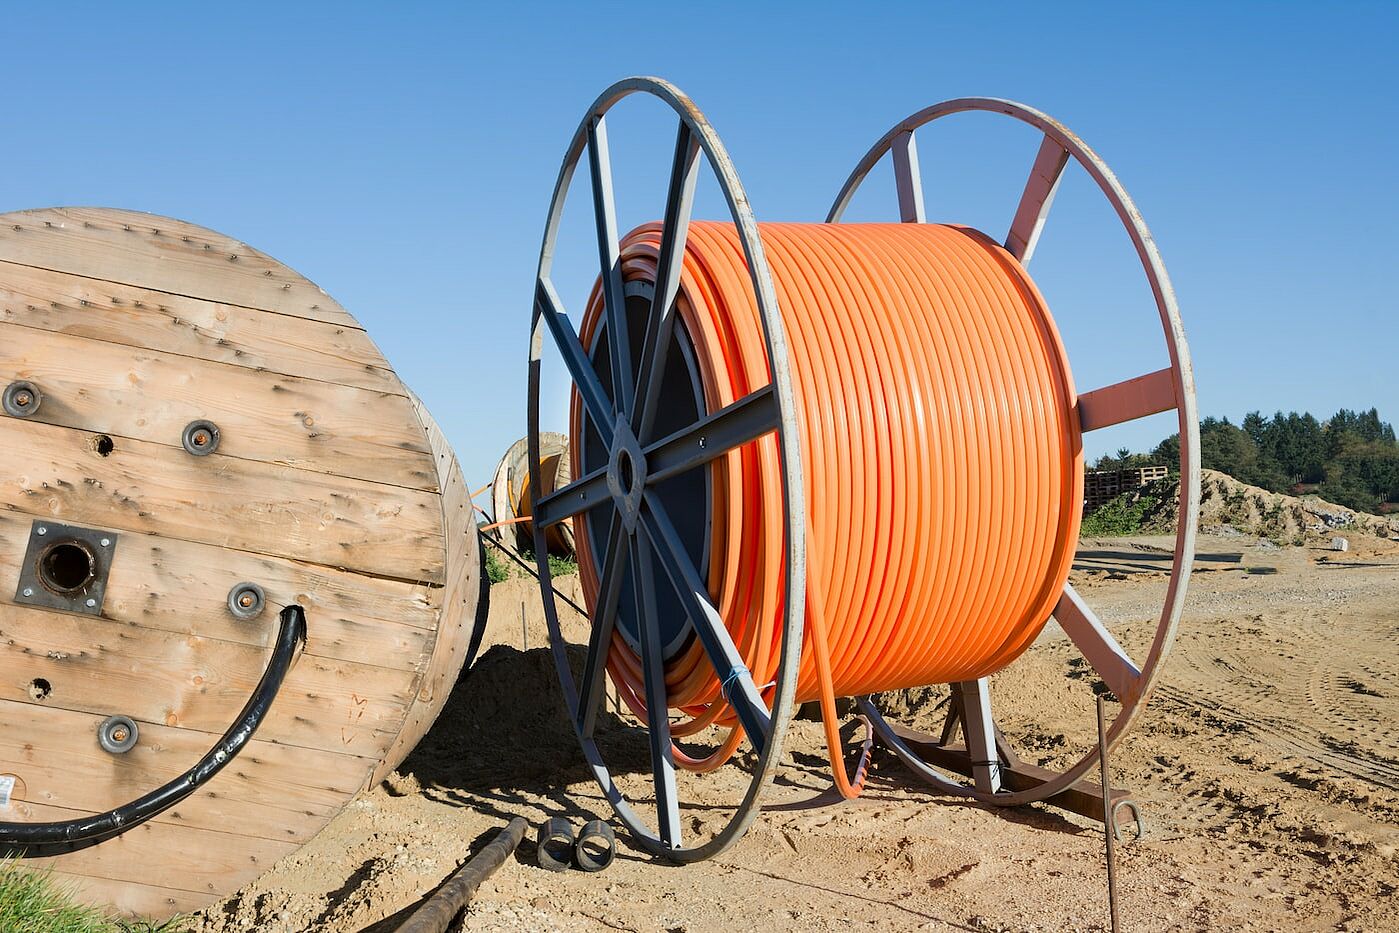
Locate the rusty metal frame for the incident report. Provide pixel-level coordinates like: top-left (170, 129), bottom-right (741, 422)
top-left (528, 76), bottom-right (807, 861)
top-left (830, 98), bottom-right (1201, 809)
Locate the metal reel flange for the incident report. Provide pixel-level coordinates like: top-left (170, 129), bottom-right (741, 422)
top-left (529, 76), bottom-right (807, 861)
top-left (829, 98), bottom-right (1201, 806)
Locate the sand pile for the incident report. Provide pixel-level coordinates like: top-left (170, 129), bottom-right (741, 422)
top-left (1122, 468), bottom-right (1399, 542)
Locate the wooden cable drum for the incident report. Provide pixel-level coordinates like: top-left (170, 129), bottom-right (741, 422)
top-left (490, 433), bottom-right (575, 556)
top-left (0, 208), bottom-right (482, 916)
top-left (531, 79), bottom-right (1198, 861)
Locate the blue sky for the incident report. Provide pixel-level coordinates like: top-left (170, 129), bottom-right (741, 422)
top-left (5, 2), bottom-right (1394, 490)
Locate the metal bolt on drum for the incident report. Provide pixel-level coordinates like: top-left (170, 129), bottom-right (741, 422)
top-left (227, 582), bottom-right (267, 620)
top-left (98, 715), bottom-right (139, 754)
top-left (3, 381), bottom-right (42, 418)
top-left (182, 419), bottom-right (221, 456)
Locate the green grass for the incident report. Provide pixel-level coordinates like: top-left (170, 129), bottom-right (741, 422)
top-left (483, 544), bottom-right (510, 584)
top-left (1081, 490), bottom-right (1162, 536)
top-left (541, 552), bottom-right (579, 578)
top-left (0, 859), bottom-right (184, 932)
top-left (482, 539), bottom-right (578, 584)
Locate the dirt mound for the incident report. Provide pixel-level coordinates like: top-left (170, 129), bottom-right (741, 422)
top-left (1123, 469), bottom-right (1399, 543)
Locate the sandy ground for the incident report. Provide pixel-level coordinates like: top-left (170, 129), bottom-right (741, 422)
top-left (183, 533), bottom-right (1399, 932)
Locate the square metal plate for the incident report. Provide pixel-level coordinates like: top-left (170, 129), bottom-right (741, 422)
top-left (14, 520), bottom-right (119, 616)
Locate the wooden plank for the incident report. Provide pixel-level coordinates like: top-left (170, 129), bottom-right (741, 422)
top-left (0, 604), bottom-right (415, 758)
top-left (0, 208), bottom-right (359, 328)
top-left (1077, 367), bottom-right (1177, 433)
top-left (13, 801), bottom-right (298, 895)
top-left (0, 260), bottom-right (401, 393)
top-left (48, 870), bottom-right (215, 917)
top-left (377, 394), bottom-right (482, 781)
top-left (0, 701), bottom-right (372, 843)
top-left (0, 511), bottom-right (436, 666)
top-left (0, 322), bottom-right (436, 490)
top-left (0, 417), bottom-right (445, 584)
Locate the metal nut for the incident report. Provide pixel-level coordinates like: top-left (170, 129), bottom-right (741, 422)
top-left (227, 582), bottom-right (266, 620)
top-left (98, 715), bottom-right (139, 754)
top-left (181, 419), bottom-right (221, 456)
top-left (3, 381), bottom-right (42, 418)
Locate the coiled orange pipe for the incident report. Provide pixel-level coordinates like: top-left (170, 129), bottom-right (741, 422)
top-left (515, 452), bottom-right (571, 555)
top-left (571, 221), bottom-right (1082, 797)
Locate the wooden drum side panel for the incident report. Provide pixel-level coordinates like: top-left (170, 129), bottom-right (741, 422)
top-left (0, 260), bottom-right (402, 393)
top-left (0, 207), bottom-right (466, 917)
top-left (375, 393), bottom-right (483, 783)
top-left (0, 208), bottom-right (360, 328)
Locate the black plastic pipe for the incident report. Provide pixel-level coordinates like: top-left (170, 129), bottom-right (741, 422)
top-left (0, 604), bottom-right (307, 857)
top-left (396, 817), bottom-right (528, 933)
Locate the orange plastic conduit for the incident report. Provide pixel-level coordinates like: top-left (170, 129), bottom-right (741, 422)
top-left (516, 452), bottom-right (570, 555)
top-left (570, 221), bottom-right (1082, 797)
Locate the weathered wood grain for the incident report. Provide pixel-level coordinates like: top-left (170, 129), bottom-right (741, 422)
top-left (0, 417), bottom-right (445, 583)
top-left (0, 260), bottom-right (400, 393)
top-left (0, 323), bottom-right (437, 490)
top-left (376, 394), bottom-right (482, 781)
top-left (15, 802), bottom-right (298, 894)
top-left (0, 701), bottom-right (373, 842)
top-left (48, 871), bottom-right (213, 917)
top-left (0, 604), bottom-right (413, 758)
top-left (0, 510), bottom-right (437, 671)
top-left (0, 208), bottom-right (358, 328)
top-left (0, 207), bottom-right (479, 919)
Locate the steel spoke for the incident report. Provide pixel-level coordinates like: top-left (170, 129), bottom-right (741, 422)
top-left (1053, 585), bottom-right (1143, 704)
top-left (953, 679), bottom-right (1002, 793)
top-left (534, 463), bottom-right (610, 529)
top-left (644, 385), bottom-right (778, 485)
top-left (1005, 134), bottom-right (1070, 264)
top-left (632, 121), bottom-right (702, 443)
top-left (536, 277), bottom-right (616, 436)
top-left (587, 115), bottom-right (634, 415)
top-left (631, 531), bottom-right (681, 848)
top-left (638, 490), bottom-right (772, 751)
top-left (892, 130), bottom-right (926, 223)
top-left (577, 514), bottom-right (630, 737)
top-left (1077, 367), bottom-right (1176, 432)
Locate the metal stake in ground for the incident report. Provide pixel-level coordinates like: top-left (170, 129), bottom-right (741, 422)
top-left (1097, 695), bottom-right (1120, 933)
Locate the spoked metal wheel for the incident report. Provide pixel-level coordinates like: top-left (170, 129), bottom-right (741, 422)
top-left (829, 98), bottom-right (1201, 807)
top-left (528, 76), bottom-right (807, 859)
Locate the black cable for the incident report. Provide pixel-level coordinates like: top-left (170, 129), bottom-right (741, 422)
top-left (0, 605), bottom-right (306, 857)
top-left (478, 531), bottom-right (588, 617)
top-left (395, 817), bottom-right (527, 933)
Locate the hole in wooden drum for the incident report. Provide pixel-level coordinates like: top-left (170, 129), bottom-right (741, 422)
top-left (28, 678), bottom-right (51, 701)
top-left (38, 541), bottom-right (96, 594)
top-left (93, 434), bottom-right (115, 456)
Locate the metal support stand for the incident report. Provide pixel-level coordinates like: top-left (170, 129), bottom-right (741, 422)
top-left (1098, 696), bottom-right (1121, 933)
top-left (869, 705), bottom-right (1136, 825)
top-left (954, 679), bottom-right (1002, 793)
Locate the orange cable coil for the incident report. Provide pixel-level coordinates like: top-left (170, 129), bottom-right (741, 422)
top-left (570, 221), bottom-right (1083, 796)
top-left (514, 451), bottom-right (572, 555)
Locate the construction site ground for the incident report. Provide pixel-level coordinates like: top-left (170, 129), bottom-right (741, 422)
top-left (184, 529), bottom-right (1399, 932)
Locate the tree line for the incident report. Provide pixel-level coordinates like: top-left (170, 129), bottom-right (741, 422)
top-left (1091, 407), bottom-right (1398, 514)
